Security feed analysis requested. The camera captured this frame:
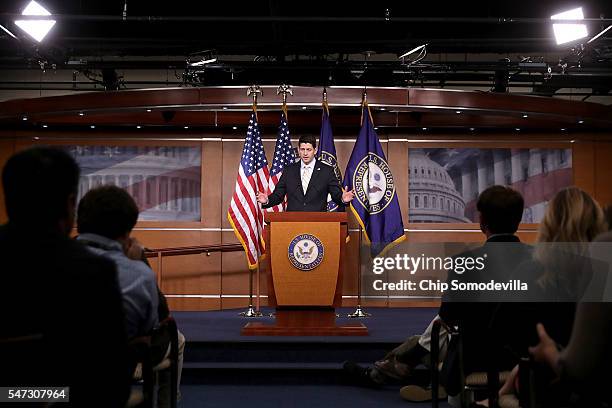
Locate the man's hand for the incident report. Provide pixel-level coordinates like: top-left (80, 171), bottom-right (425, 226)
top-left (529, 323), bottom-right (561, 374)
top-left (342, 186), bottom-right (355, 203)
top-left (256, 191), bottom-right (268, 205)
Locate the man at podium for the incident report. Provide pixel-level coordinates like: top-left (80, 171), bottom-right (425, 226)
top-left (256, 135), bottom-right (354, 211)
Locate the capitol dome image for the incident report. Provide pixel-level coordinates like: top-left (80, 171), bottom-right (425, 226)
top-left (408, 149), bottom-right (470, 223)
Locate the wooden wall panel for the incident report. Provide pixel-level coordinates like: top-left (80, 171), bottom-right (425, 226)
top-left (220, 231), bottom-right (253, 309)
top-left (595, 141), bottom-right (612, 207)
top-left (201, 141), bottom-right (223, 227)
top-left (572, 140), bottom-right (596, 197)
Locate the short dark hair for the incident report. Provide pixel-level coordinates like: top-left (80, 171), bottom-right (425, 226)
top-left (298, 135), bottom-right (317, 149)
top-left (476, 185), bottom-right (524, 234)
top-left (77, 185), bottom-right (139, 240)
top-left (2, 146), bottom-right (79, 225)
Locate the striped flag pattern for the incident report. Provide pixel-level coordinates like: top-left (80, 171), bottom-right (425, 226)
top-left (227, 111), bottom-right (270, 269)
top-left (267, 109), bottom-right (296, 212)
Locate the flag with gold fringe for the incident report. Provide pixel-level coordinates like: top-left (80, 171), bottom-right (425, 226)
top-left (343, 102), bottom-right (405, 257)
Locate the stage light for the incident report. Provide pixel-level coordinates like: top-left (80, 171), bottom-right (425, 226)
top-left (578, 120), bottom-right (584, 124)
top-left (551, 7), bottom-right (588, 45)
top-left (456, 110), bottom-right (462, 114)
top-left (14, 1), bottom-right (56, 42)
top-left (146, 109), bottom-right (152, 112)
top-left (22, 116), bottom-right (27, 121)
top-left (78, 111), bottom-right (84, 116)
top-left (90, 125), bottom-right (96, 129)
top-left (42, 124), bottom-right (47, 128)
top-left (136, 125), bottom-right (142, 129)
top-left (232, 126), bottom-right (238, 130)
top-left (522, 114), bottom-right (528, 118)
top-left (184, 126), bottom-right (189, 129)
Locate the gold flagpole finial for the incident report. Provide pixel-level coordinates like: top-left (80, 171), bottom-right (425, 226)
top-left (276, 84), bottom-right (292, 115)
top-left (247, 85), bottom-right (263, 110)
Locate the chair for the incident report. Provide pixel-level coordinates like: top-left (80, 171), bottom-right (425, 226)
top-left (127, 316), bottom-right (179, 408)
top-left (431, 319), bottom-right (512, 408)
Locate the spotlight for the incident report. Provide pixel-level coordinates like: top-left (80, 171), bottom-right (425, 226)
top-left (146, 109), bottom-right (152, 112)
top-left (184, 126), bottom-right (189, 129)
top-left (22, 116), bottom-right (27, 121)
top-left (456, 110), bottom-right (462, 114)
top-left (551, 7), bottom-right (588, 45)
top-left (14, 0), bottom-right (56, 42)
top-left (522, 114), bottom-right (528, 118)
top-left (578, 120), bottom-right (584, 124)
top-left (232, 126), bottom-right (238, 130)
top-left (302, 106), bottom-right (308, 110)
top-left (90, 125), bottom-right (96, 129)
top-left (42, 124), bottom-right (47, 128)
top-left (422, 127), bottom-right (427, 131)
top-left (78, 112), bottom-right (84, 116)
top-left (136, 125), bottom-right (142, 129)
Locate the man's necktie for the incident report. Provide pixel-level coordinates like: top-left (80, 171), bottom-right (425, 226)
top-left (301, 166), bottom-right (311, 194)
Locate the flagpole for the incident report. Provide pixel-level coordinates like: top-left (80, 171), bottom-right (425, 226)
top-left (240, 85), bottom-right (264, 318)
top-left (348, 223), bottom-right (371, 318)
top-left (348, 89), bottom-right (372, 318)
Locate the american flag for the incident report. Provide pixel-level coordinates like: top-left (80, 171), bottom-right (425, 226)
top-left (227, 111), bottom-right (270, 269)
top-left (267, 110), bottom-right (296, 212)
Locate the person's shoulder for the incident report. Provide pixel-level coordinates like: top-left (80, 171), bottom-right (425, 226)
top-left (286, 161), bottom-right (300, 170)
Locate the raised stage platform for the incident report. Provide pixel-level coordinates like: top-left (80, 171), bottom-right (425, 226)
top-left (175, 307), bottom-right (449, 408)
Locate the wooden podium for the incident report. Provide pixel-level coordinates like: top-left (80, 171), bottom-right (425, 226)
top-left (241, 212), bottom-right (368, 336)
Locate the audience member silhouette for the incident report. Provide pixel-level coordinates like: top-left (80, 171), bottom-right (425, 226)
top-left (0, 147), bottom-right (131, 407)
top-left (77, 185), bottom-right (185, 408)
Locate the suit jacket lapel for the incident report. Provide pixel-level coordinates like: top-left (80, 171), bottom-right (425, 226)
top-left (295, 164), bottom-right (306, 199)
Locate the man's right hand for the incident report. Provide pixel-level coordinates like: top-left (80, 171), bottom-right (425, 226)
top-left (256, 191), bottom-right (268, 205)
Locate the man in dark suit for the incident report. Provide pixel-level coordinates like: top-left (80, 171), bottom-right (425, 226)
top-left (0, 147), bottom-right (131, 407)
top-left (257, 135), bottom-right (354, 211)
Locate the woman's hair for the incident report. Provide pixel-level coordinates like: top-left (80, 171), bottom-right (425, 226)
top-left (535, 187), bottom-right (607, 293)
top-left (537, 187), bottom-right (606, 244)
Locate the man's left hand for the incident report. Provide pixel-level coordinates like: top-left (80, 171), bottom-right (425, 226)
top-left (342, 186), bottom-right (355, 203)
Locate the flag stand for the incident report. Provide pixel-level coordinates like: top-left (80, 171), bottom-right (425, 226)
top-left (239, 264), bottom-right (263, 317)
top-left (239, 84), bottom-right (265, 318)
top-left (348, 224), bottom-right (371, 318)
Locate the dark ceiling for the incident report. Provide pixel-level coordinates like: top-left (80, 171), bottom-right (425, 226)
top-left (1, 0), bottom-right (612, 92)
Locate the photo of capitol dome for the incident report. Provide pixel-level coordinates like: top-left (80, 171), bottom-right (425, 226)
top-left (409, 148), bottom-right (572, 223)
top-left (66, 145), bottom-right (201, 221)
top-left (408, 149), bottom-right (470, 223)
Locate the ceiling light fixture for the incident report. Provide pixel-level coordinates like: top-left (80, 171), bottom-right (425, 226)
top-left (14, 0), bottom-right (56, 42)
top-left (551, 7), bottom-right (588, 45)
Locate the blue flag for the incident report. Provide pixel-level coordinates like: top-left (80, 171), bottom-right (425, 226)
top-left (316, 101), bottom-right (342, 211)
top-left (343, 104), bottom-right (405, 257)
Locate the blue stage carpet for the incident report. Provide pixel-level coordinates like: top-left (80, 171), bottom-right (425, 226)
top-left (174, 307), bottom-right (448, 408)
top-left (174, 307), bottom-right (439, 343)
